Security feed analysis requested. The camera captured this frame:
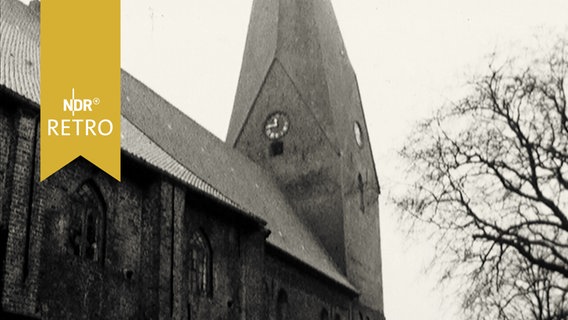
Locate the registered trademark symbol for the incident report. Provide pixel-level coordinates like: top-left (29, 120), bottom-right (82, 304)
top-left (93, 98), bottom-right (100, 105)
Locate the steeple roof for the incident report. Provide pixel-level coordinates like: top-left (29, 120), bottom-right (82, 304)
top-left (227, 0), bottom-right (379, 191)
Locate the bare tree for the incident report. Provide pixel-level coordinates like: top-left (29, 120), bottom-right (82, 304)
top-left (395, 40), bottom-right (568, 320)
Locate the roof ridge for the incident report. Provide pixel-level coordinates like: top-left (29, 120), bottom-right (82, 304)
top-left (120, 69), bottom-right (229, 147)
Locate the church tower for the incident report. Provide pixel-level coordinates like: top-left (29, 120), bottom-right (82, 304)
top-left (227, 0), bottom-right (384, 312)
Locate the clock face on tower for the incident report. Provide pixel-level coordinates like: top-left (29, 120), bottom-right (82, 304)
top-left (264, 112), bottom-right (290, 140)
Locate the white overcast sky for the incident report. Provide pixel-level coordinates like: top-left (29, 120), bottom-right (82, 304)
top-left (24, 0), bottom-right (568, 319)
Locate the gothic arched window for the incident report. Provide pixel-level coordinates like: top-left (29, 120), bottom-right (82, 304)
top-left (70, 180), bottom-right (106, 264)
top-left (189, 230), bottom-right (212, 297)
top-left (276, 289), bottom-right (289, 320)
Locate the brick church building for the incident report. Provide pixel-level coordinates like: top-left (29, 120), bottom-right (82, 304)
top-left (0, 0), bottom-right (385, 319)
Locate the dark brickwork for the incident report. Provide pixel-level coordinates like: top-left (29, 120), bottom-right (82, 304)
top-left (140, 180), bottom-right (161, 319)
top-left (0, 98), bottom-right (16, 303)
top-left (265, 252), bottom-right (352, 320)
top-left (22, 117), bottom-right (43, 315)
top-left (1, 103), bottom-right (40, 317)
top-left (159, 180), bottom-right (174, 320)
top-left (265, 252), bottom-right (384, 320)
top-left (239, 228), bottom-right (267, 319)
top-left (186, 195), bottom-right (248, 320)
top-left (37, 158), bottom-right (139, 319)
top-left (172, 185), bottom-right (186, 320)
top-left (0, 101), bottom-right (16, 228)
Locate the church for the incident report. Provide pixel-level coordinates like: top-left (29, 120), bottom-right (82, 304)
top-left (0, 0), bottom-right (385, 319)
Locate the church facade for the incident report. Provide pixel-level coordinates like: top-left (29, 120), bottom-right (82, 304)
top-left (0, 0), bottom-right (385, 319)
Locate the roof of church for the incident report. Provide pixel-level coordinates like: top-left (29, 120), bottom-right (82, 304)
top-left (0, 0), bottom-right (40, 104)
top-left (0, 0), bottom-right (357, 294)
top-left (121, 115), bottom-right (246, 213)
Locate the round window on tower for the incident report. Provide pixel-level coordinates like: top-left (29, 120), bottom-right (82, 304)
top-left (353, 121), bottom-right (363, 147)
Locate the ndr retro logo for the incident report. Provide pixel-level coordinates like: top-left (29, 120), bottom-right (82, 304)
top-left (47, 88), bottom-right (114, 137)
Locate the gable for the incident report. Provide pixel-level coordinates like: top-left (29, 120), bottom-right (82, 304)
top-left (226, 0), bottom-right (380, 192)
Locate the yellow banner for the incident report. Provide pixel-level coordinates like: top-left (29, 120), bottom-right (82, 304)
top-left (40, 0), bottom-right (121, 181)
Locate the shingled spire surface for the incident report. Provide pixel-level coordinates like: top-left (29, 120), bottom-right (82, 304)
top-left (228, 0), bottom-right (379, 187)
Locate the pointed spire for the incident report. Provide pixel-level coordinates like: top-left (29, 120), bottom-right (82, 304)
top-left (228, 0), bottom-right (367, 163)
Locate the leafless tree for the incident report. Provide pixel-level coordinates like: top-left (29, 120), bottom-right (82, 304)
top-left (395, 39), bottom-right (568, 320)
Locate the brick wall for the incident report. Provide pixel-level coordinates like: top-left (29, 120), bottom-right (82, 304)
top-left (239, 227), bottom-right (267, 320)
top-left (264, 251), bottom-right (385, 320)
top-left (158, 179), bottom-right (174, 320)
top-left (0, 98), bottom-right (16, 304)
top-left (265, 251), bottom-right (354, 320)
top-left (0, 101), bottom-right (16, 228)
top-left (140, 179), bottom-right (161, 319)
top-left (36, 157), bottom-right (160, 319)
top-left (32, 156), bottom-right (267, 320)
top-left (0, 96), bottom-right (41, 317)
top-left (186, 195), bottom-right (254, 320)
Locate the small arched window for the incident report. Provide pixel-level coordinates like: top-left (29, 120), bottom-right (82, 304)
top-left (358, 173), bottom-right (365, 212)
top-left (276, 289), bottom-right (289, 320)
top-left (320, 308), bottom-right (329, 320)
top-left (70, 180), bottom-right (106, 264)
top-left (189, 230), bottom-right (212, 297)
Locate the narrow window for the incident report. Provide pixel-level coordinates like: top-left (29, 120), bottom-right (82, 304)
top-left (189, 230), bottom-right (212, 297)
top-left (358, 173), bottom-right (364, 212)
top-left (270, 141), bottom-right (284, 156)
top-left (70, 180), bottom-right (106, 264)
top-left (276, 289), bottom-right (288, 320)
top-left (321, 308), bottom-right (329, 320)
top-left (353, 121), bottom-right (363, 147)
